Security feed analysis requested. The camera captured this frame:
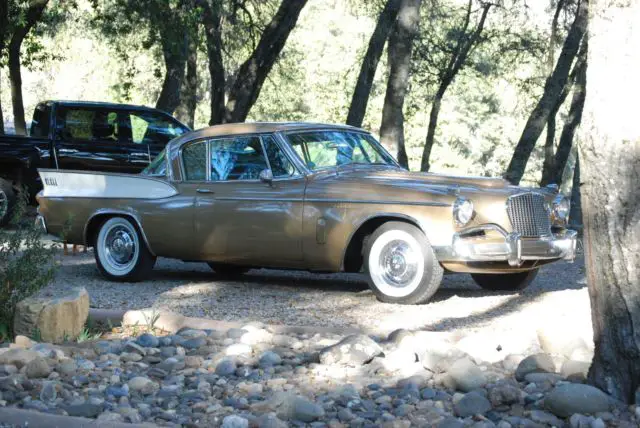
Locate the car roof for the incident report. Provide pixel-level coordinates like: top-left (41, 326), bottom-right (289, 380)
top-left (182, 121), bottom-right (365, 140)
top-left (41, 100), bottom-right (167, 113)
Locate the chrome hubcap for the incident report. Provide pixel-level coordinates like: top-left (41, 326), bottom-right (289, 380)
top-left (105, 226), bottom-right (136, 267)
top-left (0, 190), bottom-right (7, 221)
top-left (379, 240), bottom-right (419, 288)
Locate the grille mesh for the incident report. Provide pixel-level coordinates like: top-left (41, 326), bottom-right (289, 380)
top-left (507, 193), bottom-right (552, 237)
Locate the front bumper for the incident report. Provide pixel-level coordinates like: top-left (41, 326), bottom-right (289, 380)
top-left (438, 224), bottom-right (578, 267)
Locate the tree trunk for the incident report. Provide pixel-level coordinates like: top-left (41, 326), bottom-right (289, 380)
top-left (504, 0), bottom-right (587, 184)
top-left (155, 30), bottom-right (188, 114)
top-left (176, 36), bottom-right (198, 128)
top-left (346, 0), bottom-right (402, 128)
top-left (569, 152), bottom-right (582, 229)
top-left (379, 0), bottom-right (422, 168)
top-left (540, 0), bottom-right (565, 184)
top-left (224, 0), bottom-right (308, 123)
top-left (419, 87), bottom-right (444, 172)
top-left (419, 1), bottom-right (492, 172)
top-left (551, 37), bottom-right (588, 186)
top-left (7, 0), bottom-right (49, 135)
top-left (0, 0), bottom-right (6, 135)
top-left (581, 0), bottom-right (640, 404)
top-left (200, 0), bottom-right (226, 125)
top-left (0, 69), bottom-right (4, 135)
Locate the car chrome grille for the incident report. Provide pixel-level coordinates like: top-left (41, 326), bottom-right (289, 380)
top-left (507, 193), bottom-right (552, 237)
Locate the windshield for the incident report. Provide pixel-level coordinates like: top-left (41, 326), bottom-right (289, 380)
top-left (142, 149), bottom-right (167, 177)
top-left (284, 131), bottom-right (397, 171)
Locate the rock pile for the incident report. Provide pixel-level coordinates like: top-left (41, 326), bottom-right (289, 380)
top-left (0, 326), bottom-right (638, 427)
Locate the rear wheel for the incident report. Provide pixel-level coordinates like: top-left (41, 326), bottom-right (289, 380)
top-left (207, 262), bottom-right (250, 276)
top-left (95, 216), bottom-right (156, 281)
top-left (364, 221), bottom-right (443, 305)
top-left (0, 179), bottom-right (16, 227)
top-left (471, 269), bottom-right (539, 291)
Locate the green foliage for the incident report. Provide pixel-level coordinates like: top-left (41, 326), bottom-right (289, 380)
top-left (0, 189), bottom-right (57, 338)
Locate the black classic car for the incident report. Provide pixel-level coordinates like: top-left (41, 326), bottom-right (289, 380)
top-left (0, 100), bottom-right (190, 224)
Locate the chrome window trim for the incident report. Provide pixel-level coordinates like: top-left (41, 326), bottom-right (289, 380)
top-left (277, 129), bottom-right (401, 172)
top-left (260, 134), bottom-right (302, 179)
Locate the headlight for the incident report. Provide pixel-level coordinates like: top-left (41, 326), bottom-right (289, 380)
top-left (453, 197), bottom-right (474, 226)
top-left (552, 195), bottom-right (570, 223)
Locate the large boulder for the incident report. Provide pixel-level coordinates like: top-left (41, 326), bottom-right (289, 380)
top-left (319, 334), bottom-right (382, 366)
top-left (14, 287), bottom-right (89, 343)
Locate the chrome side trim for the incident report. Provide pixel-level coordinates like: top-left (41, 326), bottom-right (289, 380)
top-left (215, 197), bottom-right (303, 202)
top-left (83, 209), bottom-right (156, 256)
top-left (305, 198), bottom-right (450, 207)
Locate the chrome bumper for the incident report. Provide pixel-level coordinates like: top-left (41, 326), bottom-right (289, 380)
top-left (438, 225), bottom-right (578, 267)
top-left (34, 214), bottom-right (47, 234)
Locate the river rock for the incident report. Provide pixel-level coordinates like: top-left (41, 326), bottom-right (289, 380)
top-left (515, 353), bottom-right (555, 381)
top-left (561, 360), bottom-right (591, 382)
top-left (0, 348), bottom-right (39, 369)
top-left (453, 391), bottom-right (492, 417)
top-left (319, 334), bottom-right (382, 366)
top-left (447, 357), bottom-right (487, 392)
top-left (544, 383), bottom-right (611, 417)
top-left (25, 357), bottom-right (51, 378)
top-left (13, 287), bottom-right (89, 343)
top-left (222, 415), bottom-right (249, 428)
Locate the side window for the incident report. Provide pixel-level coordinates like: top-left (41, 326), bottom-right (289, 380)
top-left (209, 137), bottom-right (268, 181)
top-left (30, 104), bottom-right (50, 138)
top-left (183, 142), bottom-right (207, 181)
top-left (128, 112), bottom-right (187, 146)
top-left (262, 135), bottom-right (296, 178)
top-left (58, 108), bottom-right (119, 142)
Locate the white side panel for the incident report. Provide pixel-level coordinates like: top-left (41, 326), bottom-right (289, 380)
top-left (38, 170), bottom-right (178, 199)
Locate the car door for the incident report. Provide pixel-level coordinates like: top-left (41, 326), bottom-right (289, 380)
top-left (191, 134), bottom-right (306, 266)
top-left (54, 106), bottom-right (130, 172)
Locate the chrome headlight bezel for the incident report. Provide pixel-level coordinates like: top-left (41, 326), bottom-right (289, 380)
top-left (453, 197), bottom-right (474, 226)
top-left (552, 195), bottom-right (570, 225)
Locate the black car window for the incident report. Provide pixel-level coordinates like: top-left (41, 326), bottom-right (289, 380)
top-left (30, 104), bottom-right (50, 138)
top-left (57, 108), bottom-right (120, 142)
top-left (209, 137), bottom-right (268, 181)
top-left (262, 135), bottom-right (297, 178)
top-left (126, 111), bottom-right (187, 145)
top-left (183, 142), bottom-right (207, 181)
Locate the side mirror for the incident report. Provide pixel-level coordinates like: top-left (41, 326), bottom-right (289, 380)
top-left (259, 169), bottom-right (273, 184)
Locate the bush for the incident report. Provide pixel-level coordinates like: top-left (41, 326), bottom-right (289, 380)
top-left (0, 190), bottom-right (57, 340)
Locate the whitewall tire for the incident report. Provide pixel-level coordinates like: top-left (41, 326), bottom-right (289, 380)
top-left (364, 221), bottom-right (443, 304)
top-left (95, 216), bottom-right (156, 281)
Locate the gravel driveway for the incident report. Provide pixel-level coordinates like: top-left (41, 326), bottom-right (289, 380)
top-left (40, 245), bottom-right (592, 347)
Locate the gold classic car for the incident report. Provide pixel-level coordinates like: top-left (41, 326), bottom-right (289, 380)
top-left (36, 122), bottom-right (577, 304)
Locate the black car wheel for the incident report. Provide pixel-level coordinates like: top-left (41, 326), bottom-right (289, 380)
top-left (0, 178), bottom-right (16, 227)
top-left (207, 262), bottom-right (251, 276)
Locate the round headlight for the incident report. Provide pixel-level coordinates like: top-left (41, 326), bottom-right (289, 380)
top-left (453, 197), bottom-right (474, 226)
top-left (553, 195), bottom-right (570, 222)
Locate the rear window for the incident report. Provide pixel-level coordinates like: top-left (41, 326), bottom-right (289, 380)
top-left (56, 108), bottom-right (120, 142)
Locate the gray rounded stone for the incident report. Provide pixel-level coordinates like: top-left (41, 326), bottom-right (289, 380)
top-left (515, 353), bottom-right (555, 381)
top-left (216, 358), bottom-right (237, 376)
top-left (544, 383), bottom-right (611, 417)
top-left (259, 351), bottom-right (283, 367)
top-left (454, 391), bottom-right (492, 417)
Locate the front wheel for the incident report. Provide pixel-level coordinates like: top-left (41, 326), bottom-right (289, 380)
top-left (364, 221), bottom-right (443, 305)
top-left (95, 216), bottom-right (156, 281)
top-left (471, 269), bottom-right (539, 291)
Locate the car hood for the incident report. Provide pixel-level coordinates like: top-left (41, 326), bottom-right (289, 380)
top-left (330, 166), bottom-right (514, 192)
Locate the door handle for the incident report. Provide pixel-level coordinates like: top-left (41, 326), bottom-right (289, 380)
top-left (196, 189), bottom-right (214, 194)
top-left (58, 148), bottom-right (78, 154)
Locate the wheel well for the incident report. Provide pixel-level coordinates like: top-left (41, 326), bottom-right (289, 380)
top-left (85, 213), bottom-right (141, 248)
top-left (343, 216), bottom-right (421, 273)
